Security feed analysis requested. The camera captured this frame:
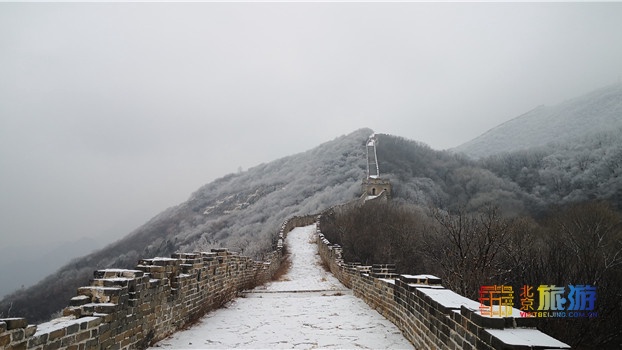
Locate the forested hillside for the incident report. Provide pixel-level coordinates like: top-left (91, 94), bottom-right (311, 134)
top-left (481, 128), bottom-right (622, 211)
top-left (0, 128), bottom-right (371, 323)
top-left (315, 103), bottom-right (622, 348)
top-left (374, 135), bottom-right (528, 215)
top-left (376, 128), bottom-right (622, 214)
top-left (321, 199), bottom-right (621, 349)
top-left (321, 132), bottom-right (622, 348)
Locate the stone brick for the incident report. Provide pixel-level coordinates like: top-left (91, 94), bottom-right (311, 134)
top-left (97, 330), bottom-right (114, 342)
top-left (85, 338), bottom-right (99, 350)
top-left (99, 337), bottom-right (114, 349)
top-left (28, 332), bottom-right (49, 348)
top-left (469, 310), bottom-right (505, 329)
top-left (86, 317), bottom-right (102, 329)
top-left (61, 334), bottom-right (77, 347)
top-left (25, 324), bottom-right (37, 338)
top-left (9, 341), bottom-right (28, 350)
top-left (76, 330), bottom-right (90, 342)
top-left (77, 286), bottom-right (124, 304)
top-left (1, 318), bottom-right (28, 330)
top-left (513, 315), bottom-right (538, 328)
top-left (11, 328), bottom-right (25, 342)
top-left (489, 334), bottom-right (533, 350)
top-left (43, 339), bottom-right (61, 350)
top-left (65, 322), bottom-right (80, 335)
top-left (48, 327), bottom-right (66, 341)
top-left (94, 269), bottom-right (143, 279)
top-left (0, 333), bottom-right (11, 347)
top-left (462, 340), bottom-right (475, 350)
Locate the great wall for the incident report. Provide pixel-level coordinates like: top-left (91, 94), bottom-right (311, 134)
top-left (0, 135), bottom-right (572, 349)
top-left (0, 211), bottom-right (571, 350)
top-left (0, 216), bottom-right (312, 350)
top-left (314, 215), bottom-right (570, 350)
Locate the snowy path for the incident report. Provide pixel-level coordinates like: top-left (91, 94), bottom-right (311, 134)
top-left (150, 225), bottom-right (413, 349)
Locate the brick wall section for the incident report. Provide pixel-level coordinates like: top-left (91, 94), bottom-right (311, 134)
top-left (0, 215), bottom-right (315, 350)
top-left (1, 212), bottom-right (570, 350)
top-left (315, 216), bottom-right (571, 350)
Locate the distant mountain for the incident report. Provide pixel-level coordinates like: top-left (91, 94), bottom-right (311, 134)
top-left (0, 128), bottom-right (371, 323)
top-left (453, 83), bottom-right (622, 159)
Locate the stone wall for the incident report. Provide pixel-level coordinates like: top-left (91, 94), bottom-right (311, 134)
top-left (0, 216), bottom-right (310, 350)
top-left (1, 211), bottom-right (573, 350)
top-left (315, 216), bottom-right (571, 350)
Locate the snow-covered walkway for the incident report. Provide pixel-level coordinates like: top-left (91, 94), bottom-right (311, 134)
top-left (150, 224), bottom-right (413, 349)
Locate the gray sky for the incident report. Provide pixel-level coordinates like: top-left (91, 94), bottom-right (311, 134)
top-left (1, 2), bottom-right (622, 251)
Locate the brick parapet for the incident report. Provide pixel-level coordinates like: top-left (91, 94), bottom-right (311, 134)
top-left (1, 211), bottom-right (568, 350)
top-left (314, 216), bottom-right (571, 350)
top-left (0, 215), bottom-right (318, 350)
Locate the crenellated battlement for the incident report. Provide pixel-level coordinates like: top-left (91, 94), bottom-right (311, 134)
top-left (0, 215), bottom-right (315, 350)
top-left (0, 213), bottom-right (571, 350)
top-left (315, 215), bottom-right (571, 350)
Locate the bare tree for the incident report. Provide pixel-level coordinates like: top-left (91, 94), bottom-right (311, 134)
top-left (426, 204), bottom-right (516, 298)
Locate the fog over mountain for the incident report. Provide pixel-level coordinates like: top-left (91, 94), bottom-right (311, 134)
top-left (3, 2), bottom-right (622, 309)
top-left (0, 129), bottom-right (372, 322)
top-left (4, 87), bottom-right (622, 323)
top-left (3, 81), bottom-right (622, 323)
top-left (453, 83), bottom-right (622, 159)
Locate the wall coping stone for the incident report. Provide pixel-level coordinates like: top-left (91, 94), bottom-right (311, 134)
top-left (485, 328), bottom-right (571, 349)
top-left (94, 269), bottom-right (144, 279)
top-left (0, 319), bottom-right (27, 331)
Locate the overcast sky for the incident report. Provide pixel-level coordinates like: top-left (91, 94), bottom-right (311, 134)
top-left (1, 2), bottom-right (622, 252)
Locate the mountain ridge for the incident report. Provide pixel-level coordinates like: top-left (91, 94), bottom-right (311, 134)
top-left (453, 83), bottom-right (622, 158)
top-left (3, 83), bottom-right (621, 324)
top-left (0, 128), bottom-right (372, 322)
